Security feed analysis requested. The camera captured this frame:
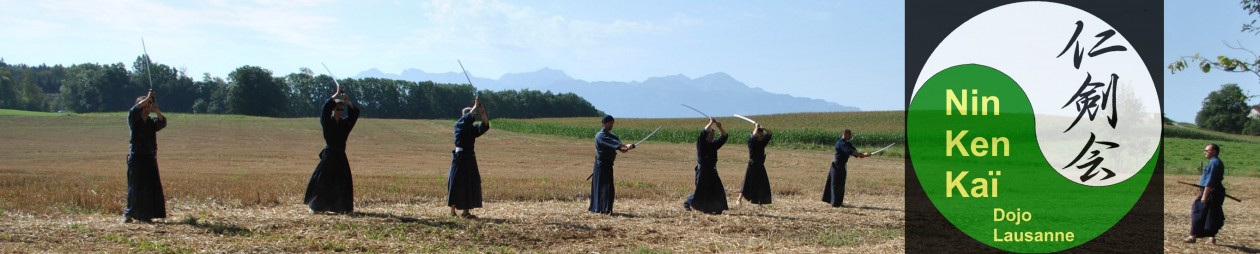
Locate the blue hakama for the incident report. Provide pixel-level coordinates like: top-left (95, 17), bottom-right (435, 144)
top-left (822, 138), bottom-right (856, 207)
top-left (589, 129), bottom-right (621, 214)
top-left (448, 112), bottom-right (489, 210)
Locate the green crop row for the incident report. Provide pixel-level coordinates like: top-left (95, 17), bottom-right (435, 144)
top-left (1162, 125), bottom-right (1246, 142)
top-left (494, 119), bottom-right (904, 152)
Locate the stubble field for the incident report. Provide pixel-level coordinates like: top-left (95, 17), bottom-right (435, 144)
top-left (0, 113), bottom-right (904, 252)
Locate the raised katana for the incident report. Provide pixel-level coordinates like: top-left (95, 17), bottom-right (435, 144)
top-left (321, 62), bottom-right (341, 90)
top-left (141, 38), bottom-right (154, 90)
top-left (733, 114), bottom-right (757, 125)
top-left (870, 143), bottom-right (896, 155)
top-left (458, 59), bottom-right (478, 97)
top-left (1176, 181), bottom-right (1243, 202)
top-left (680, 103), bottom-right (710, 118)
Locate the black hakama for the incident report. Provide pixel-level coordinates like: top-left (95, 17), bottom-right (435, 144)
top-left (589, 129), bottom-right (621, 214)
top-left (686, 129), bottom-right (729, 214)
top-left (125, 104), bottom-right (167, 221)
top-left (822, 138), bottom-right (856, 207)
top-left (448, 112), bottom-right (489, 210)
top-left (1190, 157), bottom-right (1227, 237)
top-left (740, 133), bottom-right (773, 205)
top-left (589, 159), bottom-right (615, 213)
top-left (1190, 189), bottom-right (1227, 237)
top-left (304, 98), bottom-right (359, 213)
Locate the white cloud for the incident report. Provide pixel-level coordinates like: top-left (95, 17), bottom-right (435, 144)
top-left (0, 0), bottom-right (345, 75)
top-left (11, 0), bottom-right (337, 51)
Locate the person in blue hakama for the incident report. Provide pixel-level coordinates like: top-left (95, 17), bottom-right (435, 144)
top-left (448, 97), bottom-right (490, 218)
top-left (124, 89), bottom-right (168, 223)
top-left (685, 117), bottom-right (729, 214)
top-left (821, 129), bottom-right (869, 208)
top-left (590, 115), bottom-right (635, 214)
top-left (304, 88), bottom-right (360, 214)
top-left (1184, 143), bottom-right (1227, 244)
top-left (738, 124), bottom-right (773, 206)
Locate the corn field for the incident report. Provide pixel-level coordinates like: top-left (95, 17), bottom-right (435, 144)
top-left (495, 111), bottom-right (905, 154)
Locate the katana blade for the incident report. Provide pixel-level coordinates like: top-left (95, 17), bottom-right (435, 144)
top-left (733, 114), bottom-right (757, 124)
top-left (321, 62), bottom-right (341, 88)
top-left (681, 104), bottom-right (711, 118)
top-left (1176, 181), bottom-right (1243, 202)
top-left (458, 59), bottom-right (478, 97)
top-left (141, 38), bottom-right (154, 90)
top-left (634, 125), bottom-right (663, 146)
top-left (870, 143), bottom-right (896, 155)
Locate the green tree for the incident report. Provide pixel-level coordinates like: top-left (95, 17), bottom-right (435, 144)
top-left (282, 67), bottom-right (332, 117)
top-left (59, 63), bottom-right (136, 112)
top-left (14, 68), bottom-right (45, 111)
top-left (194, 73), bottom-right (230, 114)
top-left (1197, 84), bottom-right (1252, 133)
top-left (1243, 118), bottom-right (1260, 135)
top-left (0, 67), bottom-right (13, 108)
top-left (132, 56), bottom-right (197, 112)
top-left (227, 65), bottom-right (287, 116)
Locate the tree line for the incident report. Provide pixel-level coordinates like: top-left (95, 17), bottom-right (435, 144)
top-left (1193, 83), bottom-right (1260, 135)
top-left (0, 57), bottom-right (603, 119)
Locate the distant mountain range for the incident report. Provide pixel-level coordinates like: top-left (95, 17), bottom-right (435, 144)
top-left (354, 68), bottom-right (858, 118)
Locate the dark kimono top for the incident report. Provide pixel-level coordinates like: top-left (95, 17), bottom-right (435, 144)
top-left (454, 112), bottom-right (490, 150)
top-left (748, 132), bottom-right (773, 163)
top-left (321, 98), bottom-right (359, 149)
top-left (696, 129), bottom-right (729, 168)
top-left (128, 104), bottom-right (167, 155)
top-left (595, 129), bottom-right (621, 162)
top-left (834, 138), bottom-right (857, 165)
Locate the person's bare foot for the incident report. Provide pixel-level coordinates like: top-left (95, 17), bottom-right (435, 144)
top-left (1182, 235), bottom-right (1196, 243)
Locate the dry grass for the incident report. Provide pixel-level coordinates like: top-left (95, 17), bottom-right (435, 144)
top-left (3, 114), bottom-right (1259, 252)
top-left (0, 114), bottom-right (905, 252)
top-left (1162, 175), bottom-right (1260, 253)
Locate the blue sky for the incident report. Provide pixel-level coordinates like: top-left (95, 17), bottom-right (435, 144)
top-left (1165, 1), bottom-right (1260, 122)
top-left (0, 0), bottom-right (905, 111)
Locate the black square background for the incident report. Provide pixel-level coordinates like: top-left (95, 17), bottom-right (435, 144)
top-left (904, 1), bottom-right (1164, 252)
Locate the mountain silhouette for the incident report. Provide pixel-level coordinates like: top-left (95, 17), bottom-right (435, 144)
top-left (355, 68), bottom-right (858, 117)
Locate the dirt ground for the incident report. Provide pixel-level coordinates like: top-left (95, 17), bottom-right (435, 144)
top-left (0, 115), bottom-right (905, 252)
top-left (1162, 175), bottom-right (1260, 253)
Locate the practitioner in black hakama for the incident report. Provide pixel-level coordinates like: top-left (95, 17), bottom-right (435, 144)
top-left (590, 115), bottom-right (635, 214)
top-left (738, 123), bottom-right (773, 206)
top-left (685, 117), bottom-right (729, 214)
top-left (448, 97), bottom-right (490, 218)
top-left (303, 88), bottom-right (359, 214)
top-left (124, 89), bottom-right (168, 223)
top-left (1184, 143), bottom-right (1227, 244)
top-left (821, 129), bottom-right (869, 208)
